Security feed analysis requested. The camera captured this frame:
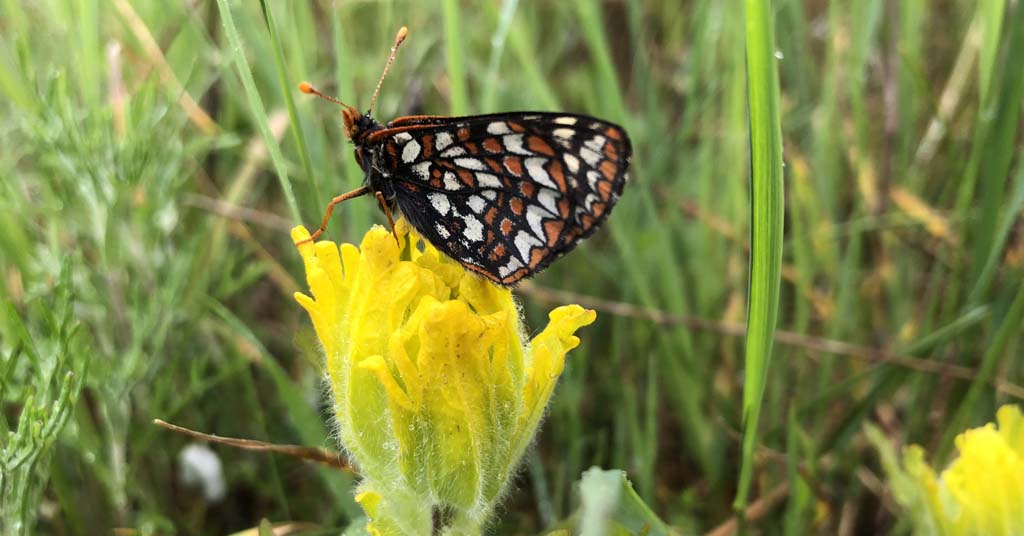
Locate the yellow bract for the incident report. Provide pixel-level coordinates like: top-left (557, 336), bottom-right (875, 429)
top-left (292, 221), bottom-right (595, 535)
top-left (875, 405), bottom-right (1024, 536)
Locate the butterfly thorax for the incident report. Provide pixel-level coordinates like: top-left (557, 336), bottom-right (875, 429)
top-left (340, 108), bottom-right (402, 205)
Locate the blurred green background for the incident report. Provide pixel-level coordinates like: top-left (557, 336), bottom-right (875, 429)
top-left (2, 0), bottom-right (1023, 534)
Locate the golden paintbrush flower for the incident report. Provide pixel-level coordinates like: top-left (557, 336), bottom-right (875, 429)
top-left (293, 220), bottom-right (595, 535)
top-left (872, 405), bottom-right (1024, 536)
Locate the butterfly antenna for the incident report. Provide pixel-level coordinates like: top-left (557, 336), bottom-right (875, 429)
top-left (298, 82), bottom-right (352, 108)
top-left (367, 26), bottom-right (408, 116)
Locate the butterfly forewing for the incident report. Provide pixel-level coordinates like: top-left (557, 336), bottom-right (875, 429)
top-left (374, 112), bottom-right (631, 285)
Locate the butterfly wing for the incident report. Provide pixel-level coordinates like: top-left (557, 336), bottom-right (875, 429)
top-left (375, 112), bottom-right (632, 285)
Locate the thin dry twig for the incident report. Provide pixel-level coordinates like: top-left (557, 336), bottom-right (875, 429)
top-left (519, 283), bottom-right (1024, 400)
top-left (227, 522), bottom-right (321, 536)
top-left (111, 0), bottom-right (218, 134)
top-left (704, 483), bottom-right (790, 536)
top-left (914, 15), bottom-right (980, 165)
top-left (153, 419), bottom-right (353, 473)
top-left (190, 110), bottom-right (300, 297)
top-left (183, 193), bottom-right (295, 232)
top-left (890, 186), bottom-right (958, 245)
top-left (228, 220), bottom-right (302, 295)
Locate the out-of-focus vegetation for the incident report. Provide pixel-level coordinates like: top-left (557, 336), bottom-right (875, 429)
top-left (1, 0), bottom-right (1022, 533)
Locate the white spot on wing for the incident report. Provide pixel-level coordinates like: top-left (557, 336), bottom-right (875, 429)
top-left (441, 145), bottom-right (466, 157)
top-left (499, 256), bottom-right (525, 277)
top-left (411, 161), bottom-right (432, 179)
top-left (467, 195), bottom-right (487, 214)
top-left (454, 158), bottom-right (485, 170)
top-left (537, 188), bottom-right (559, 215)
top-left (503, 134), bottom-right (532, 155)
top-left (554, 116), bottom-right (578, 125)
top-left (526, 205), bottom-right (547, 240)
top-left (435, 223), bottom-right (451, 239)
top-left (580, 146), bottom-right (602, 166)
top-left (463, 215), bottom-right (484, 242)
top-left (514, 231), bottom-right (542, 264)
top-left (481, 189), bottom-right (497, 200)
top-left (477, 173), bottom-right (502, 189)
top-left (429, 192), bottom-right (450, 215)
top-left (584, 135), bottom-right (607, 152)
top-left (393, 132), bottom-right (413, 143)
top-left (436, 132), bottom-right (453, 151)
top-left (553, 128), bottom-right (575, 139)
top-left (525, 157), bottom-right (557, 189)
top-left (564, 153), bottom-right (580, 173)
top-left (487, 121), bottom-right (511, 135)
top-left (443, 171), bottom-right (461, 191)
top-left (402, 139), bottom-right (421, 163)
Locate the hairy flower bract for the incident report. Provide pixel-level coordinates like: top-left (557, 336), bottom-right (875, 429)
top-left (872, 404), bottom-right (1024, 536)
top-left (292, 221), bottom-right (595, 535)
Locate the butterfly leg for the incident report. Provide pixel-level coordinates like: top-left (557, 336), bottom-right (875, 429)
top-left (296, 185), bottom-right (371, 245)
top-left (374, 191), bottom-right (400, 246)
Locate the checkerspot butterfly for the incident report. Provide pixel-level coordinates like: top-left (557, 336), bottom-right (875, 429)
top-left (299, 27), bottom-right (632, 285)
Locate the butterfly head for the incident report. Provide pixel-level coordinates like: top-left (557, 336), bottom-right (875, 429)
top-left (341, 107), bottom-right (379, 141)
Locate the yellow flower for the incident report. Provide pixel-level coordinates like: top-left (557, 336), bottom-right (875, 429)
top-left (870, 405), bottom-right (1024, 536)
top-left (292, 221), bottom-right (596, 535)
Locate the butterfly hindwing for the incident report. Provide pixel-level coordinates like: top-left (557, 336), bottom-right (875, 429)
top-left (375, 112), bottom-right (631, 285)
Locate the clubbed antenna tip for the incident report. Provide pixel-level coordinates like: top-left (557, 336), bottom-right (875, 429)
top-left (368, 26), bottom-right (410, 115)
top-left (298, 81), bottom-right (351, 108)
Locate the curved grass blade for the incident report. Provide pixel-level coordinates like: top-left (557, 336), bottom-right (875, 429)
top-left (258, 0), bottom-right (322, 207)
top-left (216, 0), bottom-right (301, 222)
top-left (734, 0), bottom-right (786, 521)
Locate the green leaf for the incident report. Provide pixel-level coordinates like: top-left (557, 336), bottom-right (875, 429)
top-left (215, 0), bottom-right (301, 222)
top-left (735, 0), bottom-right (786, 518)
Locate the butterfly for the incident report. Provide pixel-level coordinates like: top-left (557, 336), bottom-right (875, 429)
top-left (298, 27), bottom-right (632, 286)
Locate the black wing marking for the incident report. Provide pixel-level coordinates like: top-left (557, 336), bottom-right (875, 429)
top-left (376, 113), bottom-right (631, 285)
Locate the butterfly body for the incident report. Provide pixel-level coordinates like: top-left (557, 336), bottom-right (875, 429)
top-left (341, 108), bottom-right (632, 285)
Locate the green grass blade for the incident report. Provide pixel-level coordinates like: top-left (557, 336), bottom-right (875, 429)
top-left (575, 0), bottom-right (628, 122)
top-left (734, 0), bottom-right (786, 518)
top-left (258, 0), bottom-right (321, 207)
top-left (215, 0), bottom-right (301, 222)
top-left (968, 154), bottom-right (1024, 303)
top-left (969, 0), bottom-right (1024, 289)
top-left (442, 0), bottom-right (469, 115)
top-left (940, 278), bottom-right (1024, 459)
top-left (979, 0), bottom-right (1007, 100)
top-left (502, 9), bottom-right (560, 110)
top-left (480, 0), bottom-right (519, 112)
